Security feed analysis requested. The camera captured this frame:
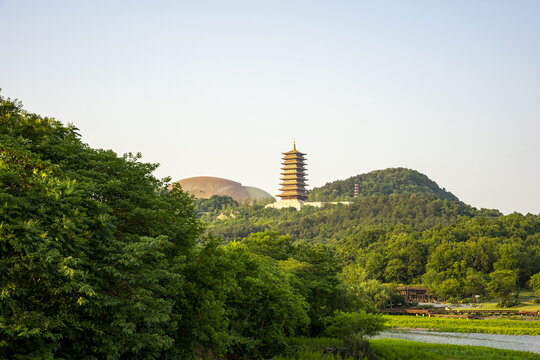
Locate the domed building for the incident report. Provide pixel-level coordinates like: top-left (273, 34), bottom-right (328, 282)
top-left (171, 176), bottom-right (275, 204)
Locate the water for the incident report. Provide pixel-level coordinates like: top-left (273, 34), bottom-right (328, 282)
top-left (373, 330), bottom-right (540, 354)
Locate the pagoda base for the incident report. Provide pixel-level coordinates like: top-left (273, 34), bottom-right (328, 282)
top-left (265, 200), bottom-right (354, 211)
top-left (266, 199), bottom-right (327, 211)
top-left (265, 199), bottom-right (305, 211)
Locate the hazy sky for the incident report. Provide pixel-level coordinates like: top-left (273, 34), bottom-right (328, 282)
top-left (1, 0), bottom-right (539, 214)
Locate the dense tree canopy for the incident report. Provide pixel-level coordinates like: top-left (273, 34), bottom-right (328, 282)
top-left (0, 94), bottom-right (206, 358)
top-left (0, 93), bottom-right (380, 359)
top-left (204, 193), bottom-right (502, 242)
top-left (308, 168), bottom-right (460, 202)
top-left (200, 185), bottom-right (539, 304)
top-left (2, 92), bottom-right (539, 359)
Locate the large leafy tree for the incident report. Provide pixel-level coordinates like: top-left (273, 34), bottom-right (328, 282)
top-left (242, 231), bottom-right (364, 337)
top-left (222, 241), bottom-right (309, 358)
top-left (488, 270), bottom-right (518, 305)
top-left (0, 94), bottom-right (205, 358)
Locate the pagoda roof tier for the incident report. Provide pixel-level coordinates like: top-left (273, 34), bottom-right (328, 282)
top-left (280, 173), bottom-right (307, 176)
top-left (281, 171), bottom-right (306, 175)
top-left (281, 141), bottom-right (306, 155)
top-left (280, 168), bottom-right (307, 172)
top-left (279, 187), bottom-right (307, 192)
top-left (281, 165), bottom-right (306, 169)
top-left (282, 158), bottom-right (305, 162)
top-left (279, 183), bottom-right (308, 187)
top-left (282, 160), bottom-right (306, 165)
top-left (281, 167), bottom-right (306, 170)
top-left (280, 171), bottom-right (307, 175)
top-left (279, 184), bottom-right (307, 188)
top-left (282, 155), bottom-right (306, 160)
top-left (281, 169), bottom-right (306, 173)
top-left (280, 179), bottom-right (308, 183)
top-left (282, 149), bottom-right (306, 154)
top-left (276, 193), bottom-right (307, 198)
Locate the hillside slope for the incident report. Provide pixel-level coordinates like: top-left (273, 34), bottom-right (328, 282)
top-left (204, 193), bottom-right (502, 242)
top-left (308, 168), bottom-right (459, 202)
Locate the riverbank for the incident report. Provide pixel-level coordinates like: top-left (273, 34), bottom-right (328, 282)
top-left (272, 337), bottom-right (540, 359)
top-left (383, 315), bottom-right (540, 335)
top-left (370, 338), bottom-right (540, 360)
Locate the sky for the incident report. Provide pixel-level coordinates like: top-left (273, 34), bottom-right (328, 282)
top-left (1, 0), bottom-right (539, 214)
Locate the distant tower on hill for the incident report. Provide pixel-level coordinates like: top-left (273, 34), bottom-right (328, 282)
top-left (277, 141), bottom-right (308, 200)
top-left (354, 182), bottom-right (360, 198)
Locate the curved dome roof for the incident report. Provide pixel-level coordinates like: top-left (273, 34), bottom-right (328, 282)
top-left (243, 186), bottom-right (275, 202)
top-left (172, 176), bottom-right (275, 204)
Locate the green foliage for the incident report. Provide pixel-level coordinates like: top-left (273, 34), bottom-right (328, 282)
top-left (488, 270), bottom-right (518, 305)
top-left (242, 231), bottom-right (368, 337)
top-left (272, 350), bottom-right (357, 360)
top-left (222, 241), bottom-right (310, 358)
top-left (531, 272), bottom-right (540, 297)
top-left (206, 193), bottom-right (493, 242)
top-left (369, 339), bottom-right (540, 360)
top-left (382, 315), bottom-right (540, 335)
top-left (325, 311), bottom-right (385, 341)
top-left (308, 168), bottom-right (460, 202)
top-left (3, 91), bottom-right (540, 359)
top-left (323, 310), bottom-right (385, 358)
top-left (275, 337), bottom-right (540, 360)
top-left (194, 195), bottom-right (238, 213)
top-left (285, 337), bottom-right (344, 352)
top-left (0, 94), bottom-right (205, 358)
top-left (203, 190), bottom-right (539, 303)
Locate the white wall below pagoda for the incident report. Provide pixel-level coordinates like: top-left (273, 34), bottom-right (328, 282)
top-left (265, 200), bottom-right (352, 211)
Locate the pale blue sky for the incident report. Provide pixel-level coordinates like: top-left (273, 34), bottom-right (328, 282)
top-left (1, 0), bottom-right (539, 214)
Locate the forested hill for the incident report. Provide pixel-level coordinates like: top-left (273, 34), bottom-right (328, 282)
top-left (204, 193), bottom-right (502, 242)
top-left (308, 168), bottom-right (459, 202)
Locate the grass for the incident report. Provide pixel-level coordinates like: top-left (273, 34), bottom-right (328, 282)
top-left (273, 337), bottom-right (540, 360)
top-left (459, 302), bottom-right (540, 312)
top-left (369, 338), bottom-right (540, 360)
top-left (459, 290), bottom-right (540, 311)
top-left (383, 315), bottom-right (540, 335)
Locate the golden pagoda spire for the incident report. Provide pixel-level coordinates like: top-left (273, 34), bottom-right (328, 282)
top-left (293, 139), bottom-right (296, 151)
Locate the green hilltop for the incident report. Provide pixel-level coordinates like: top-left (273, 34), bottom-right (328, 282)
top-left (308, 168), bottom-right (459, 202)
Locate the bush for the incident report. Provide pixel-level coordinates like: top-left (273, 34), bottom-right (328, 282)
top-left (500, 299), bottom-right (521, 307)
top-left (324, 311), bottom-right (385, 358)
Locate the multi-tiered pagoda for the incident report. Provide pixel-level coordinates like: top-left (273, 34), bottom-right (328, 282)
top-left (277, 142), bottom-right (308, 200)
